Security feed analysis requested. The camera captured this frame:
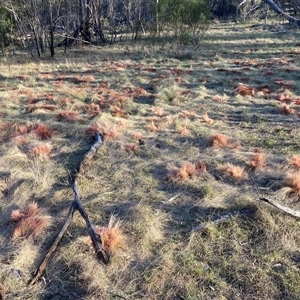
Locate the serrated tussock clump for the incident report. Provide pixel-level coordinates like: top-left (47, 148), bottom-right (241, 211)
top-left (86, 122), bottom-right (119, 140)
top-left (219, 163), bottom-right (248, 181)
top-left (209, 133), bottom-right (229, 147)
top-left (248, 151), bottom-right (266, 170)
top-left (29, 143), bottom-right (52, 157)
top-left (94, 216), bottom-right (126, 257)
top-left (167, 161), bottom-right (206, 183)
top-left (11, 202), bottom-right (51, 239)
top-left (284, 171), bottom-right (300, 196)
top-left (288, 155), bottom-right (300, 169)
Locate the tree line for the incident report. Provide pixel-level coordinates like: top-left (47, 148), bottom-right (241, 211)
top-left (0, 0), bottom-right (299, 57)
top-left (0, 0), bottom-right (211, 57)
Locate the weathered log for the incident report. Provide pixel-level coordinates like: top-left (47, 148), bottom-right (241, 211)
top-left (29, 132), bottom-right (108, 287)
top-left (259, 197), bottom-right (300, 217)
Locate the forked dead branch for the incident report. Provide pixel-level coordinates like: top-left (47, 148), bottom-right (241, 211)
top-left (29, 132), bottom-right (108, 286)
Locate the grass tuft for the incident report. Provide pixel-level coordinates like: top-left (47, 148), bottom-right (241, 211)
top-left (219, 163), bottom-right (248, 181)
top-left (280, 103), bottom-right (295, 115)
top-left (203, 112), bottom-right (214, 124)
top-left (209, 133), bottom-right (229, 147)
top-left (248, 150), bottom-right (266, 170)
top-left (57, 110), bottom-right (80, 122)
top-left (86, 122), bottom-right (119, 140)
top-left (288, 155), bottom-right (300, 169)
top-left (11, 202), bottom-right (41, 221)
top-left (29, 143), bottom-right (52, 158)
top-left (283, 171), bottom-right (300, 196)
top-left (158, 84), bottom-right (179, 102)
top-left (178, 125), bottom-right (190, 136)
top-left (33, 123), bottom-right (56, 140)
top-left (11, 202), bottom-right (51, 239)
top-left (95, 215), bottom-right (126, 257)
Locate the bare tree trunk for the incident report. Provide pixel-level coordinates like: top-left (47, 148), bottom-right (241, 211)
top-left (48, 0), bottom-right (55, 57)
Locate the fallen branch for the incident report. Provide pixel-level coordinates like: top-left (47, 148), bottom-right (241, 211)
top-left (239, 0), bottom-right (300, 25)
top-left (29, 132), bottom-right (108, 287)
top-left (259, 197), bottom-right (300, 218)
top-left (191, 207), bottom-right (256, 233)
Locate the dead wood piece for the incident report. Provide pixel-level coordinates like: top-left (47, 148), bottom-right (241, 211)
top-left (259, 197), bottom-right (300, 218)
top-left (191, 208), bottom-right (255, 233)
top-left (161, 193), bottom-right (182, 205)
top-left (29, 132), bottom-right (107, 287)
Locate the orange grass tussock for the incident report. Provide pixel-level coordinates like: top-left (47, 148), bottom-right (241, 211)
top-left (11, 202), bottom-right (41, 221)
top-left (248, 151), bottom-right (266, 170)
top-left (234, 85), bottom-right (256, 96)
top-left (11, 135), bottom-right (29, 146)
top-left (33, 123), bottom-right (57, 140)
top-left (280, 103), bottom-right (295, 115)
top-left (209, 133), bottom-right (229, 147)
top-left (203, 112), bottom-right (214, 124)
top-left (179, 125), bottom-right (190, 136)
top-left (110, 104), bottom-right (128, 118)
top-left (121, 143), bottom-right (139, 154)
top-left (289, 155), bottom-right (300, 169)
top-left (133, 132), bottom-right (143, 140)
top-left (167, 161), bottom-right (206, 183)
top-left (29, 143), bottom-right (53, 157)
top-left (73, 74), bottom-right (96, 83)
top-left (149, 106), bottom-right (164, 117)
top-left (212, 94), bottom-right (227, 102)
top-left (220, 163), bottom-right (248, 181)
top-left (57, 110), bottom-right (80, 122)
top-left (284, 171), bottom-right (300, 196)
top-left (148, 121), bottom-right (158, 132)
top-left (94, 216), bottom-right (126, 257)
top-left (86, 122), bottom-right (119, 140)
top-left (167, 165), bottom-right (188, 183)
top-left (11, 202), bottom-right (51, 239)
top-left (179, 110), bottom-right (197, 118)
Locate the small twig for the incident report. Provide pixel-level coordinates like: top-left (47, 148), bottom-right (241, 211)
top-left (191, 208), bottom-right (255, 233)
top-left (259, 197), bottom-right (300, 218)
top-left (161, 193), bottom-right (182, 205)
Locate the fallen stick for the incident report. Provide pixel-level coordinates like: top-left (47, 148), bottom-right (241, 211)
top-left (29, 132), bottom-right (108, 286)
top-left (259, 197), bottom-right (300, 218)
top-left (160, 193), bottom-right (182, 205)
top-left (191, 208), bottom-right (255, 233)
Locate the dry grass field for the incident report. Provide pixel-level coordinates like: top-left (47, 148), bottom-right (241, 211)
top-left (1, 22), bottom-right (300, 299)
